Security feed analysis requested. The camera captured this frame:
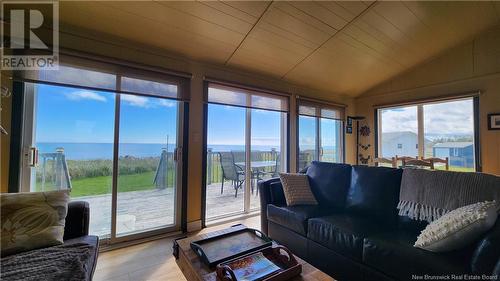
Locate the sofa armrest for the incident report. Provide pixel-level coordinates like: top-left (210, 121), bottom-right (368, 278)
top-left (471, 216), bottom-right (500, 276)
top-left (64, 201), bottom-right (90, 240)
top-left (258, 177), bottom-right (284, 235)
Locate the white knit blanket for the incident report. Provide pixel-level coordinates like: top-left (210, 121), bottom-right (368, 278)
top-left (397, 169), bottom-right (500, 223)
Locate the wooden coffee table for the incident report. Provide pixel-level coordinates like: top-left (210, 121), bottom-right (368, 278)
top-left (174, 224), bottom-right (334, 281)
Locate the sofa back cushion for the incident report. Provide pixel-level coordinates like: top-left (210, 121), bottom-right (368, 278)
top-left (345, 166), bottom-right (403, 221)
top-left (306, 161), bottom-right (352, 209)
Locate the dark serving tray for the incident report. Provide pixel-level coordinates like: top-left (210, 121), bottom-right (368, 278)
top-left (216, 245), bottom-right (302, 281)
top-left (190, 227), bottom-right (272, 267)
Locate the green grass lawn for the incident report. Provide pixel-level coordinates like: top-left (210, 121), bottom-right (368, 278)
top-left (435, 166), bottom-right (475, 172)
top-left (36, 171), bottom-right (175, 197)
top-left (72, 171), bottom-right (158, 197)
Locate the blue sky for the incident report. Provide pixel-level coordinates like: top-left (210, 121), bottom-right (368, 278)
top-left (36, 84), bottom-right (283, 147)
top-left (207, 103), bottom-right (283, 147)
top-left (298, 116), bottom-right (340, 149)
top-left (35, 84), bottom-right (178, 144)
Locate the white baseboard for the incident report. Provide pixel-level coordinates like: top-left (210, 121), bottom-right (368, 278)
top-left (187, 220), bottom-right (202, 232)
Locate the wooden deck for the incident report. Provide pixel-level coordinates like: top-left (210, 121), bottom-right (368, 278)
top-left (77, 182), bottom-right (261, 236)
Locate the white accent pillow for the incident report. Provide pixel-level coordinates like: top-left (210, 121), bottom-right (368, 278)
top-left (414, 201), bottom-right (498, 252)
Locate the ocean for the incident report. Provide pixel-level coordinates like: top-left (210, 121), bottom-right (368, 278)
top-left (36, 143), bottom-right (286, 160)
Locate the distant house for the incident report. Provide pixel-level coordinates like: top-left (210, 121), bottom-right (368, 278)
top-left (433, 142), bottom-right (474, 168)
top-left (380, 132), bottom-right (419, 158)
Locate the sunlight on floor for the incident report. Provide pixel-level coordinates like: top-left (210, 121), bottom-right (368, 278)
top-left (94, 216), bottom-right (260, 281)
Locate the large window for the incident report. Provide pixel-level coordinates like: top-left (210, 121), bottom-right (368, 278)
top-left (205, 82), bottom-right (288, 220)
top-left (297, 100), bottom-right (344, 170)
top-left (377, 97), bottom-right (477, 171)
top-left (18, 58), bottom-right (188, 243)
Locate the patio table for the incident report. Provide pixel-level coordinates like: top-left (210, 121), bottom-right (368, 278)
top-left (235, 161), bottom-right (277, 192)
top-left (234, 161), bottom-right (276, 168)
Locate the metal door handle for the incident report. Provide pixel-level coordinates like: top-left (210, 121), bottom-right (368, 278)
top-left (174, 147), bottom-right (182, 162)
top-left (29, 147), bottom-right (39, 167)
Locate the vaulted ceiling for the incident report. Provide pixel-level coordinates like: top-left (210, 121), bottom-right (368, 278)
top-left (59, 1), bottom-right (500, 97)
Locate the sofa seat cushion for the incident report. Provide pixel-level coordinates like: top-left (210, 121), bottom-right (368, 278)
top-left (0, 235), bottom-right (99, 281)
top-left (363, 231), bottom-right (470, 280)
top-left (267, 204), bottom-right (334, 236)
top-left (307, 214), bottom-right (386, 261)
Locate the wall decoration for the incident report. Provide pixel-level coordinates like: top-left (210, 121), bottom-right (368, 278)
top-left (359, 154), bottom-right (371, 165)
top-left (359, 144), bottom-right (371, 150)
top-left (346, 117), bottom-right (353, 134)
top-left (360, 125), bottom-right (370, 136)
top-left (348, 116), bottom-right (366, 164)
top-left (487, 113), bottom-right (500, 130)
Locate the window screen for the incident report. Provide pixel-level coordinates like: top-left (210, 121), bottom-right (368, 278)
top-left (207, 83), bottom-right (289, 112)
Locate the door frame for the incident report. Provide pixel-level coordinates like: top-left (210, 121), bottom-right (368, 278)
top-left (201, 82), bottom-right (290, 225)
top-left (296, 114), bottom-right (345, 169)
top-left (19, 83), bottom-right (36, 192)
top-left (15, 79), bottom-right (188, 244)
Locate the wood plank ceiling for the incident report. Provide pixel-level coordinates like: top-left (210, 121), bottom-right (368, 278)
top-left (59, 1), bottom-right (500, 97)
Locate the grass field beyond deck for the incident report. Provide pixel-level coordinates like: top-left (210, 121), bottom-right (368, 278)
top-left (36, 171), bottom-right (177, 197)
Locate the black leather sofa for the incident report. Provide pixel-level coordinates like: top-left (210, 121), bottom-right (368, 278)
top-left (1, 201), bottom-right (99, 281)
top-left (259, 162), bottom-right (500, 281)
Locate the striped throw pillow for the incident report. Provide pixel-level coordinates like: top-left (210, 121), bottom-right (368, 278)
top-left (279, 173), bottom-right (318, 206)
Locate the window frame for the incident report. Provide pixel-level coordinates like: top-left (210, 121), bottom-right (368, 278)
top-left (201, 80), bottom-right (291, 225)
top-left (296, 98), bottom-right (346, 170)
top-left (374, 95), bottom-right (481, 171)
top-left (10, 53), bottom-right (191, 245)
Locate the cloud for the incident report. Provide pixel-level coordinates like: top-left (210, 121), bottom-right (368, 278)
top-left (121, 95), bottom-right (150, 108)
top-left (42, 65), bottom-right (116, 90)
top-left (66, 90), bottom-right (107, 102)
top-left (251, 136), bottom-right (280, 146)
top-left (380, 106), bottom-right (418, 133)
top-left (380, 100), bottom-right (474, 135)
top-left (120, 95), bottom-right (178, 109)
top-left (158, 99), bottom-right (176, 107)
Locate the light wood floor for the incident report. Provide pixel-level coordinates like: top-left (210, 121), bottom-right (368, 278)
top-left (93, 216), bottom-right (260, 281)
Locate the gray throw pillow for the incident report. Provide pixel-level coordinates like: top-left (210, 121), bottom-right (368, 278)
top-left (1, 190), bottom-right (70, 256)
top-left (414, 201), bottom-right (498, 252)
top-left (279, 173), bottom-right (318, 206)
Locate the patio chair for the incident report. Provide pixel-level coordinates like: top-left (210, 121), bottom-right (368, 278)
top-left (298, 151), bottom-right (312, 171)
top-left (422, 157), bottom-right (449, 170)
top-left (260, 152), bottom-right (279, 179)
top-left (219, 152), bottom-right (245, 198)
top-left (395, 155), bottom-right (417, 168)
top-left (254, 152), bottom-right (280, 196)
top-left (373, 157), bottom-right (396, 168)
top-left (402, 158), bottom-right (434, 169)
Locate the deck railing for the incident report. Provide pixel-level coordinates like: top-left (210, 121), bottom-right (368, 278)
top-left (38, 148), bottom-right (72, 190)
top-left (206, 149), bottom-right (279, 185)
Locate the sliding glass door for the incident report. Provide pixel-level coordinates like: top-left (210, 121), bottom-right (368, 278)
top-left (206, 103), bottom-right (246, 218)
top-left (116, 94), bottom-right (180, 237)
top-left (205, 83), bottom-right (288, 221)
top-left (18, 63), bottom-right (187, 242)
top-left (297, 102), bottom-right (344, 170)
top-left (20, 82), bottom-right (116, 237)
